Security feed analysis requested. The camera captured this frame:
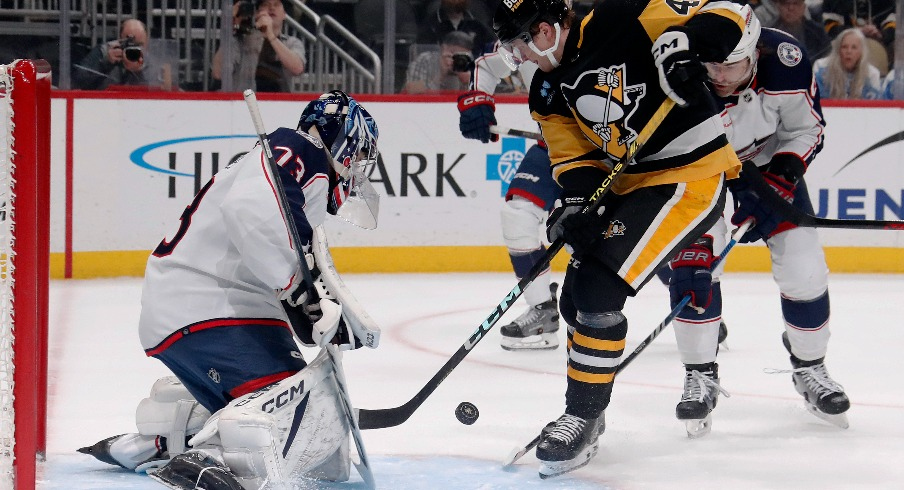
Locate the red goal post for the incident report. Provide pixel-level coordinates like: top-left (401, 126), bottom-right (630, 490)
top-left (0, 59), bottom-right (51, 490)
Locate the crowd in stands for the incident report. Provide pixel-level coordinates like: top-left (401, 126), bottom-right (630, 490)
top-left (0, 0), bottom-right (901, 99)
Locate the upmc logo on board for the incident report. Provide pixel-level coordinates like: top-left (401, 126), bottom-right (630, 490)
top-left (131, 135), bottom-right (473, 199)
top-left (130, 135), bottom-right (256, 198)
top-left (486, 137), bottom-right (527, 197)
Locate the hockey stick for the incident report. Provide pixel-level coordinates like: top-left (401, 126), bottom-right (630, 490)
top-left (243, 90), bottom-right (375, 488)
top-left (357, 98), bottom-right (677, 430)
top-left (739, 161), bottom-right (904, 230)
top-left (489, 125), bottom-right (543, 141)
top-left (502, 218), bottom-right (753, 467)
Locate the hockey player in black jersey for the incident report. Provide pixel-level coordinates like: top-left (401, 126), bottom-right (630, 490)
top-left (493, 0), bottom-right (746, 479)
top-left (668, 6), bottom-right (850, 435)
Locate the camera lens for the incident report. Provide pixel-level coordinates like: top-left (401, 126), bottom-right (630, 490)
top-left (124, 46), bottom-right (142, 62)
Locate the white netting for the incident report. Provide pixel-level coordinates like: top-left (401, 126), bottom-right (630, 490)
top-left (0, 63), bottom-right (17, 489)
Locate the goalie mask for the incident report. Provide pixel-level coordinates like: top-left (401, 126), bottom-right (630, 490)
top-left (493, 0), bottom-right (570, 70)
top-left (298, 91), bottom-right (381, 229)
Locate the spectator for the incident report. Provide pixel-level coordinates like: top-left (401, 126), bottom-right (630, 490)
top-left (73, 19), bottom-right (150, 90)
top-left (402, 31), bottom-right (473, 94)
top-left (881, 68), bottom-right (894, 99)
top-left (749, 0), bottom-right (781, 26)
top-left (770, 0), bottom-right (832, 61)
top-left (821, 0), bottom-right (895, 49)
top-left (212, 0), bottom-right (305, 92)
top-left (417, 0), bottom-right (495, 56)
top-left (813, 28), bottom-right (883, 99)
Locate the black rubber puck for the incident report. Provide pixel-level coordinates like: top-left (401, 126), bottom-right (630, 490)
top-left (455, 401), bottom-right (479, 425)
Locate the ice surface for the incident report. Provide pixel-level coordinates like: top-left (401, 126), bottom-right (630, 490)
top-left (41, 272), bottom-right (904, 489)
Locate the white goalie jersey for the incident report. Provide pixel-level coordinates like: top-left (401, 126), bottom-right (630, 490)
top-left (138, 128), bottom-right (332, 351)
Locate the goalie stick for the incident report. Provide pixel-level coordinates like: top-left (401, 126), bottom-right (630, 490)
top-left (502, 219), bottom-right (753, 467)
top-left (356, 99), bottom-right (677, 430)
top-left (740, 161), bottom-right (904, 231)
top-left (489, 125), bottom-right (543, 141)
top-left (243, 90), bottom-right (375, 488)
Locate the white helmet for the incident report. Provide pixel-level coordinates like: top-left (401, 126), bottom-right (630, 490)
top-left (724, 4), bottom-right (761, 64)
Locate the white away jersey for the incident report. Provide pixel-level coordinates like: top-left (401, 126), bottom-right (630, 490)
top-left (139, 127), bottom-right (331, 350)
top-left (716, 28), bottom-right (825, 169)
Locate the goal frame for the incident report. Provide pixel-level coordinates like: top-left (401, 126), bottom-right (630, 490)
top-left (1, 59), bottom-right (51, 490)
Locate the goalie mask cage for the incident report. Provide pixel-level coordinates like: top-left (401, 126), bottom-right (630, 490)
top-left (0, 60), bottom-right (51, 490)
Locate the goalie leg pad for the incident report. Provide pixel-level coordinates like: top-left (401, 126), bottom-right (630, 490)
top-left (192, 349), bottom-right (350, 488)
top-left (137, 376), bottom-right (212, 456)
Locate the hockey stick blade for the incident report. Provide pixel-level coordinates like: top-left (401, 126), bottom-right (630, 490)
top-left (740, 161), bottom-right (904, 230)
top-left (503, 219), bottom-right (751, 467)
top-left (489, 125), bottom-right (543, 141)
top-left (357, 99), bottom-right (676, 431)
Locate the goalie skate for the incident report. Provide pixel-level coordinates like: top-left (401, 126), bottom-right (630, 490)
top-left (500, 283), bottom-right (560, 351)
top-left (149, 451), bottom-right (243, 490)
top-left (676, 363), bottom-right (730, 439)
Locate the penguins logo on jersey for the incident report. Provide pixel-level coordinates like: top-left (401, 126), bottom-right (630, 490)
top-left (561, 64), bottom-right (646, 159)
top-left (603, 220), bottom-right (626, 239)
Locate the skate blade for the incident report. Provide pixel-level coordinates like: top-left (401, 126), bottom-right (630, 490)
top-left (538, 442), bottom-right (598, 479)
top-left (501, 333), bottom-right (559, 351)
top-left (804, 403), bottom-right (850, 429)
top-left (684, 415), bottom-right (713, 439)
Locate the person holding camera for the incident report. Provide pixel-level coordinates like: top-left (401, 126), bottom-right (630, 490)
top-left (402, 31), bottom-right (473, 94)
top-left (212, 0), bottom-right (305, 92)
top-left (73, 19), bottom-right (150, 90)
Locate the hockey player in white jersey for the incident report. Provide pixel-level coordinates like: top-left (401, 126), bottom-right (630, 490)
top-left (668, 7), bottom-right (850, 437)
top-left (457, 42), bottom-right (563, 351)
top-left (79, 91), bottom-right (382, 489)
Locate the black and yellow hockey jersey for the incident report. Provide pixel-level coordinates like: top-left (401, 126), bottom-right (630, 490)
top-left (530, 0), bottom-right (747, 196)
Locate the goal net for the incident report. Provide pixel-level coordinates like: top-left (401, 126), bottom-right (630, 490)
top-left (0, 59), bottom-right (51, 490)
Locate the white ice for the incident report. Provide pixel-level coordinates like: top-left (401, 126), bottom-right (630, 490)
top-left (40, 272), bottom-right (904, 489)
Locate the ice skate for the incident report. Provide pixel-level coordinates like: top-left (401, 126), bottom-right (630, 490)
top-left (78, 433), bottom-right (167, 470)
top-left (500, 283), bottom-right (560, 351)
top-left (149, 451), bottom-right (244, 490)
top-left (781, 333), bottom-right (850, 429)
top-left (536, 413), bottom-right (603, 479)
top-left (718, 320), bottom-right (728, 347)
top-left (676, 363), bottom-right (730, 438)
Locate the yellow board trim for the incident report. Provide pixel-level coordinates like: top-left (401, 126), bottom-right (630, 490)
top-left (51, 246), bottom-right (904, 279)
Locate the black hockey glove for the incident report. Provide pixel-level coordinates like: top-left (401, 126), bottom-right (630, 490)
top-left (651, 30), bottom-right (709, 108)
top-left (458, 90), bottom-right (498, 143)
top-left (729, 163), bottom-right (798, 243)
top-left (546, 194), bottom-right (606, 257)
top-left (669, 238), bottom-right (716, 312)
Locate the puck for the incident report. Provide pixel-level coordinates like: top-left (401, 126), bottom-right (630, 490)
top-left (455, 401), bottom-right (479, 425)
